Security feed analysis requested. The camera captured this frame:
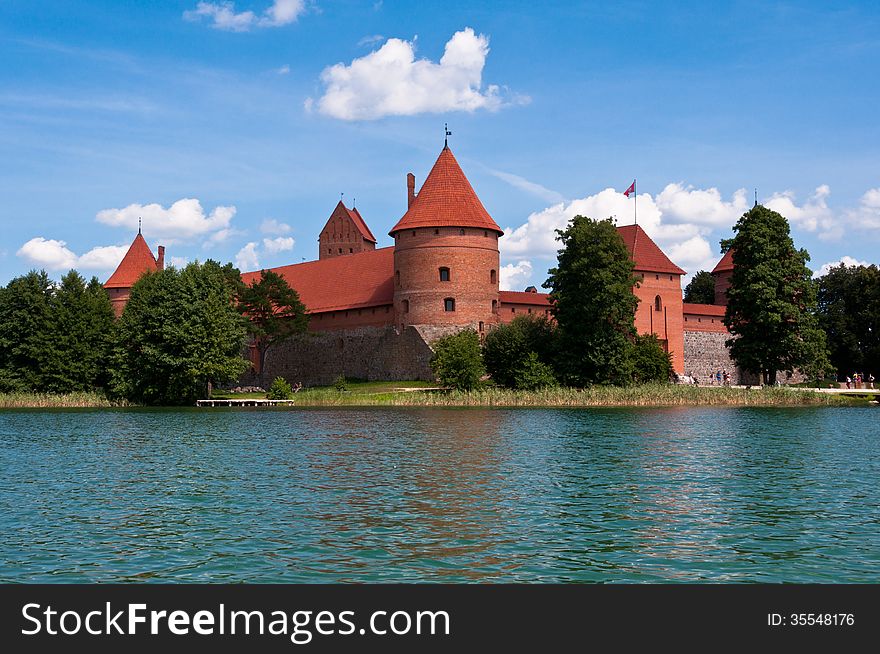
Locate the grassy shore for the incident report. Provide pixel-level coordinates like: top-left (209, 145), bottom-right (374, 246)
top-left (0, 391), bottom-right (133, 408)
top-left (226, 381), bottom-right (857, 408)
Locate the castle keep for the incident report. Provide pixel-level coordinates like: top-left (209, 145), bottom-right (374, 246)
top-left (106, 144), bottom-right (747, 385)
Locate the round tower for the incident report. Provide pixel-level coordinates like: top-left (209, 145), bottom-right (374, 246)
top-left (389, 146), bottom-right (502, 333)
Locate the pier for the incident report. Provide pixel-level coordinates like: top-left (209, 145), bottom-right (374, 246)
top-left (196, 399), bottom-right (295, 407)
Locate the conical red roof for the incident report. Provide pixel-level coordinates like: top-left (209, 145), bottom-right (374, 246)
top-left (104, 232), bottom-right (159, 288)
top-left (389, 146), bottom-right (502, 236)
top-left (712, 248), bottom-right (734, 273)
top-left (617, 224), bottom-right (686, 275)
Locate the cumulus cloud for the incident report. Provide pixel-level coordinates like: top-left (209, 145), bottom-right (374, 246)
top-left (17, 239), bottom-right (131, 273)
top-left (260, 218), bottom-right (292, 234)
top-left (813, 255), bottom-right (873, 278)
top-left (96, 198), bottom-right (235, 244)
top-left (358, 34), bottom-right (385, 48)
top-left (185, 0), bottom-right (304, 32)
top-left (311, 28), bottom-right (524, 120)
top-left (499, 260), bottom-right (533, 291)
top-left (845, 188), bottom-right (880, 231)
top-left (235, 242), bottom-right (260, 270)
top-left (500, 184), bottom-right (754, 279)
top-left (765, 185), bottom-right (836, 238)
top-left (262, 236), bottom-right (295, 254)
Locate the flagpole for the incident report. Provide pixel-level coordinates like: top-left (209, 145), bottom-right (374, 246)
top-left (634, 179), bottom-right (637, 225)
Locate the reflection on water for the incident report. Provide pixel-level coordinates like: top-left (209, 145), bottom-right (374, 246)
top-left (1, 407), bottom-right (878, 583)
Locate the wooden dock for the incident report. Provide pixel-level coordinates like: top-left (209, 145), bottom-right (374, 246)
top-left (196, 399), bottom-right (295, 407)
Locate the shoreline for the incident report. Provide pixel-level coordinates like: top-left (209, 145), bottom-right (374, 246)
top-left (1, 385), bottom-right (865, 409)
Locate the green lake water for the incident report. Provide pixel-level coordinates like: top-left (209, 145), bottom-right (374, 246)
top-left (1, 407), bottom-right (878, 583)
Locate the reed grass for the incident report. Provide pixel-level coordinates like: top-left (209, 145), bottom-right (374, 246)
top-left (291, 384), bottom-right (854, 408)
top-left (0, 391), bottom-right (132, 408)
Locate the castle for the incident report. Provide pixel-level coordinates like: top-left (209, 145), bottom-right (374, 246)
top-left (105, 144), bottom-right (748, 385)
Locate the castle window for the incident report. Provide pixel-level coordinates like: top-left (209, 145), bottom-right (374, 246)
top-left (434, 229), bottom-right (439, 235)
top-left (479, 321), bottom-right (484, 332)
top-left (459, 228), bottom-right (465, 235)
top-left (484, 230), bottom-right (488, 237)
top-left (349, 248), bottom-right (353, 253)
top-left (338, 248), bottom-right (343, 254)
top-left (492, 300), bottom-right (497, 314)
top-left (669, 275), bottom-right (673, 281)
top-left (396, 270), bottom-right (400, 286)
top-left (412, 230), bottom-right (416, 237)
top-left (511, 307), bottom-right (515, 313)
top-left (527, 308), bottom-right (532, 314)
top-left (402, 299), bottom-right (409, 314)
top-left (328, 248), bottom-right (331, 254)
top-left (444, 298), bottom-right (455, 312)
top-left (654, 295), bottom-right (663, 312)
top-left (655, 274), bottom-right (659, 280)
top-left (490, 269), bottom-right (497, 284)
top-left (439, 267), bottom-right (450, 282)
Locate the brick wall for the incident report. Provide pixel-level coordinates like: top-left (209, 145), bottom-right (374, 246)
top-left (240, 325), bottom-right (435, 387)
top-left (634, 272), bottom-right (685, 373)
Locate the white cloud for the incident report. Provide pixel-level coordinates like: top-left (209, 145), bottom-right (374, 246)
top-left (276, 64), bottom-right (290, 75)
top-left (813, 255), bottom-right (873, 278)
top-left (655, 183), bottom-right (748, 227)
top-left (16, 239), bottom-right (130, 273)
top-left (185, 1), bottom-right (304, 32)
top-left (312, 28), bottom-right (524, 120)
top-left (262, 236), bottom-right (295, 254)
top-left (499, 260), bottom-right (533, 291)
top-left (358, 34), bottom-right (385, 48)
top-left (845, 187), bottom-right (880, 231)
top-left (16, 238), bottom-right (78, 270)
top-left (235, 242), bottom-right (260, 270)
top-left (765, 185), bottom-right (836, 237)
top-left (260, 218), bottom-right (292, 234)
top-left (96, 198), bottom-right (235, 244)
top-left (168, 256), bottom-right (189, 269)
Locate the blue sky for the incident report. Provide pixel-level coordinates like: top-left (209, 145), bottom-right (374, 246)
top-left (2, 0), bottom-right (879, 289)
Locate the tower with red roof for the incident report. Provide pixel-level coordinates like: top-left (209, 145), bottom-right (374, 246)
top-left (319, 200), bottom-right (377, 259)
top-left (389, 145), bottom-right (503, 333)
top-left (104, 230), bottom-right (164, 317)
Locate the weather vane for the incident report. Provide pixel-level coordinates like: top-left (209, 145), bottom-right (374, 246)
top-left (444, 122), bottom-right (451, 148)
top-left (138, 216), bottom-right (142, 234)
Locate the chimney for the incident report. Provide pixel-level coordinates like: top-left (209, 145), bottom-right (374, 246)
top-left (407, 173), bottom-right (415, 208)
top-left (157, 246), bottom-right (165, 270)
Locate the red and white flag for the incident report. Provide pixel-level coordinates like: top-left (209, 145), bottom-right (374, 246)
top-left (623, 181), bottom-right (635, 197)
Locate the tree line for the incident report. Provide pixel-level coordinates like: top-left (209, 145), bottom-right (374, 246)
top-left (0, 263), bottom-right (307, 404)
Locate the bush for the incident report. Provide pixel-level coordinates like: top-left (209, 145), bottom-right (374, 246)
top-left (627, 334), bottom-right (673, 384)
top-left (430, 330), bottom-right (485, 391)
top-left (484, 316), bottom-right (559, 388)
top-left (333, 375), bottom-right (349, 392)
top-left (267, 376), bottom-right (293, 400)
top-left (513, 351), bottom-right (557, 390)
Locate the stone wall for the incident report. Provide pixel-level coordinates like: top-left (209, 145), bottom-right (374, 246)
top-left (240, 325), bottom-right (436, 387)
top-left (683, 330), bottom-right (807, 385)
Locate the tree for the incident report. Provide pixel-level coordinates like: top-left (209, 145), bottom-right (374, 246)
top-left (722, 205), bottom-right (831, 385)
top-left (684, 270), bottom-right (716, 304)
top-left (430, 330), bottom-right (485, 391)
top-left (111, 261), bottom-right (249, 405)
top-left (627, 334), bottom-right (674, 384)
top-left (0, 270), bottom-right (54, 392)
top-left (237, 269), bottom-right (308, 381)
top-left (816, 263), bottom-right (880, 379)
top-left (42, 271), bottom-right (115, 393)
top-left (544, 216), bottom-right (639, 386)
top-left (483, 315), bottom-right (558, 388)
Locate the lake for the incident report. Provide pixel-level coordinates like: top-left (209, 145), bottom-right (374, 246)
top-left (1, 407), bottom-right (878, 583)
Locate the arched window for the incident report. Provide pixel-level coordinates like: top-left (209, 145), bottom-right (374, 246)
top-left (492, 300), bottom-right (497, 314)
top-left (402, 299), bottom-right (409, 313)
top-left (444, 298), bottom-right (455, 312)
top-left (654, 295), bottom-right (663, 312)
top-left (479, 321), bottom-right (484, 332)
top-left (490, 269), bottom-right (497, 284)
top-left (459, 228), bottom-right (465, 235)
top-left (338, 248), bottom-right (343, 253)
top-left (439, 267), bottom-right (450, 282)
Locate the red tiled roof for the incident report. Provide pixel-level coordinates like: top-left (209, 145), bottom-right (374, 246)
top-left (616, 224), bottom-right (686, 275)
top-left (389, 147), bottom-right (503, 236)
top-left (683, 302), bottom-right (726, 317)
top-left (499, 290), bottom-right (553, 306)
top-left (241, 247), bottom-right (394, 313)
top-left (347, 204), bottom-right (377, 243)
top-left (712, 248), bottom-right (734, 273)
top-left (104, 233), bottom-right (159, 288)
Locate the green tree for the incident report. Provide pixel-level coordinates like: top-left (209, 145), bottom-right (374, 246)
top-left (237, 269), bottom-right (309, 382)
top-left (483, 315), bottom-right (558, 388)
top-left (267, 376), bottom-right (293, 400)
top-left (627, 334), bottom-right (674, 384)
top-left (683, 270), bottom-right (716, 304)
top-left (430, 330), bottom-right (485, 391)
top-left (816, 263), bottom-right (880, 379)
top-left (544, 216), bottom-right (639, 386)
top-left (722, 205), bottom-right (831, 385)
top-left (112, 260), bottom-right (249, 405)
top-left (42, 271), bottom-right (115, 392)
top-left (0, 270), bottom-right (54, 391)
